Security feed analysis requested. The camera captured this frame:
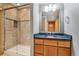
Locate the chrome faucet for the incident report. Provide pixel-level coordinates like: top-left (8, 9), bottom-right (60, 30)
top-left (49, 32), bottom-right (52, 36)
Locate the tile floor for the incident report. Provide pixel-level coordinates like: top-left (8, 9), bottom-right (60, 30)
top-left (2, 45), bottom-right (30, 56)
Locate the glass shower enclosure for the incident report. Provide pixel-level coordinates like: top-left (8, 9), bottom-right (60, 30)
top-left (3, 3), bottom-right (33, 56)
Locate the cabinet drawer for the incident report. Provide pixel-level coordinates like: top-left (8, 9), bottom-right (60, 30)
top-left (34, 45), bottom-right (43, 54)
top-left (44, 39), bottom-right (57, 46)
top-left (34, 53), bottom-right (43, 56)
top-left (58, 40), bottom-right (70, 48)
top-left (34, 39), bottom-right (43, 44)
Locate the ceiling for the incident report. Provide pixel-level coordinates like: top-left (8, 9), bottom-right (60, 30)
top-left (0, 3), bottom-right (31, 10)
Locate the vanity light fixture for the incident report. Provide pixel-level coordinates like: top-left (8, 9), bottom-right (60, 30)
top-left (44, 4), bottom-right (52, 12)
top-left (44, 4), bottom-right (57, 12)
top-left (48, 4), bottom-right (53, 11)
top-left (16, 3), bottom-right (21, 6)
top-left (52, 4), bottom-right (57, 11)
top-left (44, 5), bottom-right (49, 12)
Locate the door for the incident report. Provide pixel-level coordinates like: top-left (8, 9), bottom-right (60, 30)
top-left (4, 7), bottom-right (17, 49)
top-left (48, 21), bottom-right (55, 32)
top-left (17, 5), bottom-right (33, 56)
top-left (44, 46), bottom-right (57, 56)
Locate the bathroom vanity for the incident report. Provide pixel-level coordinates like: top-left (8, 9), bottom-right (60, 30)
top-left (35, 4), bottom-right (69, 56)
top-left (34, 33), bottom-right (72, 56)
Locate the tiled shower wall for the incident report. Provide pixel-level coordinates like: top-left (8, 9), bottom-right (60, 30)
top-left (18, 21), bottom-right (32, 45)
top-left (5, 20), bottom-right (18, 49)
top-left (18, 6), bottom-right (32, 46)
top-left (5, 8), bottom-right (18, 49)
top-left (5, 5), bottom-right (32, 49)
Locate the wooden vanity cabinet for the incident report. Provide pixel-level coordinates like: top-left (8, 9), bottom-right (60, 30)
top-left (35, 45), bottom-right (43, 54)
top-left (44, 46), bottom-right (57, 56)
top-left (34, 53), bottom-right (43, 56)
top-left (58, 47), bottom-right (71, 56)
top-left (44, 40), bottom-right (57, 46)
top-left (44, 40), bottom-right (58, 56)
top-left (34, 39), bottom-right (43, 45)
top-left (34, 38), bottom-right (71, 56)
top-left (58, 40), bottom-right (70, 48)
top-left (58, 40), bottom-right (71, 56)
top-left (34, 39), bottom-right (44, 56)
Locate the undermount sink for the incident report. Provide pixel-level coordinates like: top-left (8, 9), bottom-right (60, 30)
top-left (46, 35), bottom-right (56, 38)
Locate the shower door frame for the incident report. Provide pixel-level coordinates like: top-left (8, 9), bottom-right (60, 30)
top-left (2, 3), bottom-right (33, 56)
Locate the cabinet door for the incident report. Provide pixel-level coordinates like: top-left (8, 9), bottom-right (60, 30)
top-left (35, 45), bottom-right (43, 54)
top-left (58, 47), bottom-right (71, 56)
top-left (44, 46), bottom-right (57, 56)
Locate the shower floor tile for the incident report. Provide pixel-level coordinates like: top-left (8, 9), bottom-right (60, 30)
top-left (3, 45), bottom-right (30, 56)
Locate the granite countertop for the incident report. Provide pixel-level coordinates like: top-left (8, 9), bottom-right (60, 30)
top-left (34, 32), bottom-right (72, 40)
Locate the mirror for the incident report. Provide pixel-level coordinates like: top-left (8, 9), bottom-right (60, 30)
top-left (39, 3), bottom-right (64, 33)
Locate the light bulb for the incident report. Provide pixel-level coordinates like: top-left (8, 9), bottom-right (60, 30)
top-left (48, 4), bottom-right (53, 11)
top-left (52, 8), bottom-right (56, 11)
top-left (44, 6), bottom-right (49, 12)
top-left (17, 3), bottom-right (20, 6)
top-left (52, 4), bottom-right (57, 11)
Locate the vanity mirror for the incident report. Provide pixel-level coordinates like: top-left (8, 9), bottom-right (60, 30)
top-left (39, 3), bottom-right (64, 33)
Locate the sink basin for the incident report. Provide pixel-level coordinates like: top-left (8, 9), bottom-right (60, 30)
top-left (46, 35), bottom-right (56, 38)
top-left (46, 34), bottom-right (66, 38)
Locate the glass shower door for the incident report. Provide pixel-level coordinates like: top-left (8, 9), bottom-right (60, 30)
top-left (17, 4), bottom-right (33, 56)
top-left (4, 4), bottom-right (18, 55)
top-left (4, 4), bottom-right (33, 56)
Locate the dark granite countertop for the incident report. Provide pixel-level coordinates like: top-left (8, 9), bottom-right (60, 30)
top-left (34, 32), bottom-right (72, 40)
